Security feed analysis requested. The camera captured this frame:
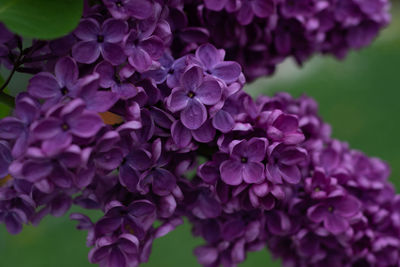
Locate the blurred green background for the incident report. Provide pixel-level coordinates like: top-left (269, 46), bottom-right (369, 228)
top-left (1, 5), bottom-right (400, 267)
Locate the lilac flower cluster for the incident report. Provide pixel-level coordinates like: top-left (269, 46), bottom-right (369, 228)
top-left (175, 0), bottom-right (391, 80)
top-left (0, 1), bottom-right (396, 267)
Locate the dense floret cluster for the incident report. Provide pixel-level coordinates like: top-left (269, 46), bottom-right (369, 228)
top-left (0, 1), bottom-right (396, 267)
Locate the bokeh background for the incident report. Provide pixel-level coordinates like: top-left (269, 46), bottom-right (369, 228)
top-left (1, 4), bottom-right (400, 267)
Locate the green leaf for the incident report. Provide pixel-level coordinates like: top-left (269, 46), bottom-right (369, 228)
top-left (0, 0), bottom-right (83, 39)
top-left (0, 74), bottom-right (11, 117)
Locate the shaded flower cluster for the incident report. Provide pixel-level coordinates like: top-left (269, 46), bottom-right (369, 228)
top-left (174, 0), bottom-right (391, 80)
top-left (0, 1), bottom-right (396, 267)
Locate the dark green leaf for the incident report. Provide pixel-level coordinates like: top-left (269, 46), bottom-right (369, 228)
top-left (0, 0), bottom-right (83, 39)
top-left (0, 74), bottom-right (11, 117)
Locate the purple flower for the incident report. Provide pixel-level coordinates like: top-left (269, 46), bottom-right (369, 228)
top-left (167, 66), bottom-right (222, 130)
top-left (265, 143), bottom-right (307, 184)
top-left (89, 233), bottom-right (140, 267)
top-left (31, 99), bottom-right (103, 156)
top-left (220, 138), bottom-right (268, 185)
top-left (0, 141), bottom-right (12, 178)
top-left (0, 93), bottom-right (39, 157)
top-left (103, 0), bottom-right (153, 20)
top-left (95, 61), bottom-right (138, 100)
top-left (307, 195), bottom-right (360, 234)
top-left (28, 56), bottom-right (78, 101)
top-left (72, 18), bottom-right (128, 65)
top-left (195, 44), bottom-right (242, 84)
top-left (123, 28), bottom-right (164, 72)
top-left (263, 110), bottom-right (305, 145)
top-left (235, 0), bottom-right (276, 25)
top-left (95, 200), bottom-right (156, 240)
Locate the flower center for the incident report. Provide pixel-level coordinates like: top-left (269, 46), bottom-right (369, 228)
top-left (0, 174), bottom-right (13, 187)
top-left (187, 91), bottom-right (195, 98)
top-left (97, 35), bottom-right (104, 43)
top-left (328, 206), bottom-right (334, 213)
top-left (61, 87), bottom-right (68, 95)
top-left (314, 187), bottom-right (320, 192)
top-left (62, 123), bottom-right (69, 131)
top-left (125, 224), bottom-right (135, 234)
top-left (241, 157), bottom-right (248, 163)
top-left (116, 1), bottom-right (123, 7)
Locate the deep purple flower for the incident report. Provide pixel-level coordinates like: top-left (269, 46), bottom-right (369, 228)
top-left (103, 0), bottom-right (153, 20)
top-left (235, 0), bottom-right (276, 25)
top-left (0, 141), bottom-right (12, 178)
top-left (72, 18), bottom-right (128, 65)
top-left (307, 195), bottom-right (360, 234)
top-left (95, 61), bottom-right (138, 100)
top-left (167, 66), bottom-right (222, 130)
top-left (195, 44), bottom-right (242, 84)
top-left (95, 200), bottom-right (156, 240)
top-left (263, 110), bottom-right (305, 145)
top-left (0, 93), bottom-right (39, 157)
top-left (31, 99), bottom-right (103, 156)
top-left (265, 143), bottom-right (307, 184)
top-left (28, 56), bottom-right (78, 101)
top-left (123, 28), bottom-right (164, 72)
top-left (89, 233), bottom-right (140, 267)
top-left (220, 138), bottom-right (268, 185)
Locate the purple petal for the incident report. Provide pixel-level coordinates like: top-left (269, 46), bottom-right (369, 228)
top-left (0, 118), bottom-right (24, 139)
top-left (89, 246), bottom-right (110, 263)
top-left (181, 99), bottom-right (207, 130)
top-left (194, 246), bottom-right (218, 266)
top-left (181, 66), bottom-right (203, 92)
top-left (333, 196), bottom-right (360, 218)
top-left (246, 138), bottom-right (268, 162)
top-left (101, 42), bottom-right (126, 65)
top-left (167, 87), bottom-right (189, 112)
top-left (212, 110), bottom-right (234, 133)
top-left (42, 131), bottom-right (72, 156)
top-left (124, 0), bottom-right (153, 19)
top-left (252, 0), bottom-right (275, 18)
top-left (171, 121), bottom-right (192, 147)
top-left (212, 62), bottom-right (242, 83)
top-left (22, 160), bottom-right (53, 182)
top-left (55, 56), bottom-right (78, 89)
top-left (203, 0), bottom-right (228, 11)
top-left (279, 164), bottom-right (301, 184)
top-left (102, 19), bottom-right (128, 43)
top-left (67, 112), bottom-right (103, 138)
top-left (243, 162), bottom-right (265, 184)
top-left (220, 160), bottom-right (243, 185)
top-left (72, 41), bottom-right (100, 64)
top-left (222, 219), bottom-right (245, 241)
top-left (112, 83), bottom-right (138, 100)
top-left (85, 91), bottom-right (119, 113)
top-left (50, 194), bottom-right (72, 217)
top-left (307, 203), bottom-right (328, 223)
top-left (140, 36), bottom-right (164, 60)
top-left (32, 118), bottom-right (62, 140)
top-left (28, 72), bottom-right (61, 99)
top-left (119, 164), bottom-right (139, 192)
top-left (196, 80), bottom-right (222, 106)
top-left (74, 18), bottom-right (100, 41)
top-left (237, 2), bottom-right (254, 25)
top-left (195, 43), bottom-right (221, 69)
top-left (4, 212), bottom-right (23, 234)
top-left (324, 213), bottom-right (349, 234)
top-left (192, 120), bottom-right (216, 143)
top-left (95, 61), bottom-right (115, 88)
top-left (128, 47), bottom-right (152, 72)
top-left (151, 168), bottom-right (176, 196)
top-left (108, 248), bottom-right (126, 267)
